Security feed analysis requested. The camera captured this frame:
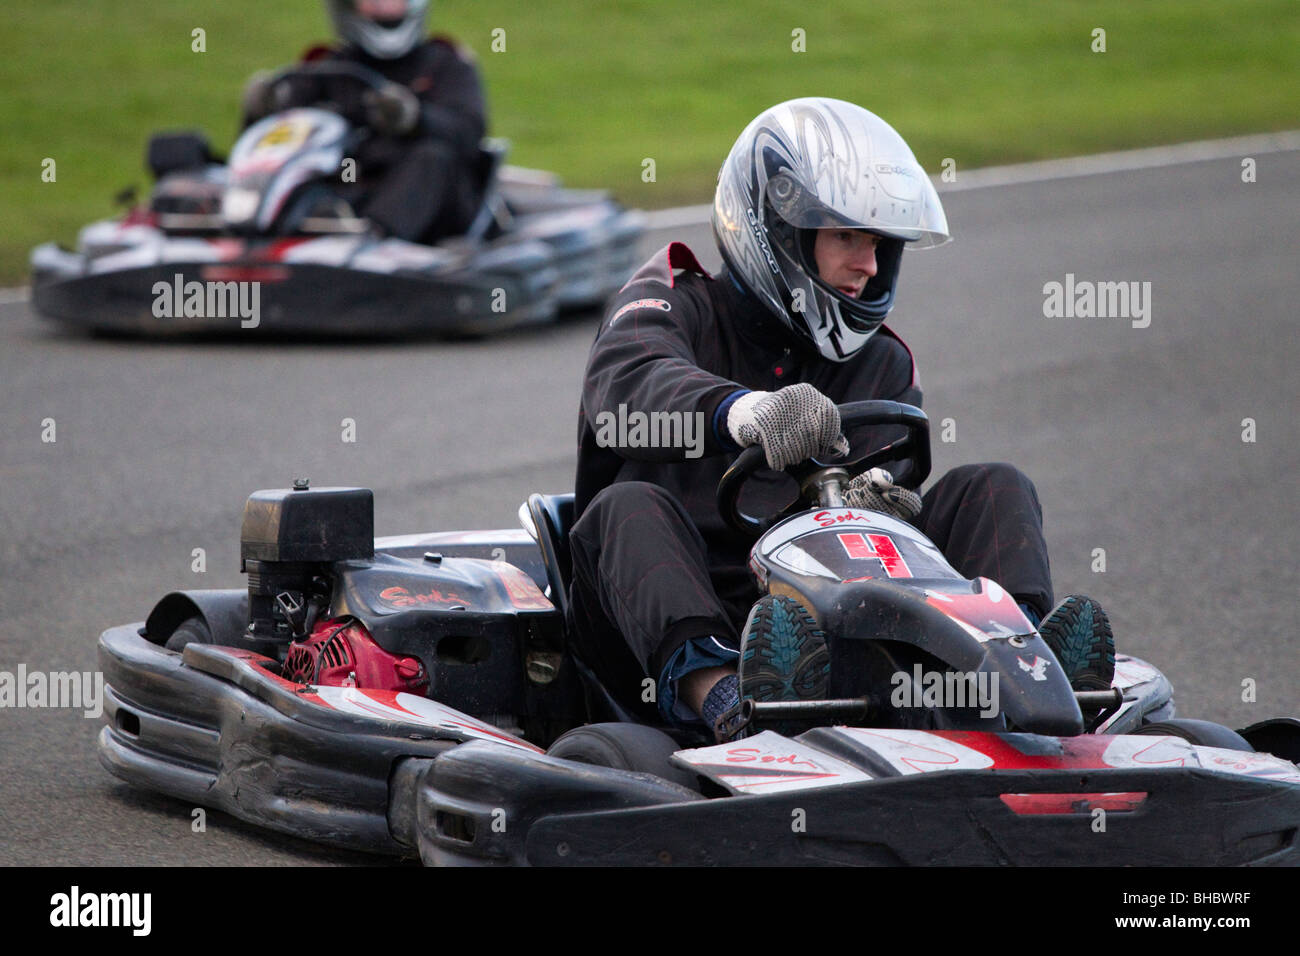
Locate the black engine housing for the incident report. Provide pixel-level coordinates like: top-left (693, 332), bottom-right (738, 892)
top-left (240, 485), bottom-right (374, 643)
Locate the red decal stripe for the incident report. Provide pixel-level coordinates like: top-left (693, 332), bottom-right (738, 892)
top-left (837, 532), bottom-right (913, 578)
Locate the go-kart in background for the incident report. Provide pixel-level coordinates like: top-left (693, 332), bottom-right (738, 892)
top-left (1, 0), bottom-right (1298, 282)
top-left (0, 1), bottom-right (1298, 865)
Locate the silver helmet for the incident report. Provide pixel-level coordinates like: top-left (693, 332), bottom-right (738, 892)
top-left (712, 98), bottom-right (949, 361)
top-left (326, 0), bottom-right (430, 60)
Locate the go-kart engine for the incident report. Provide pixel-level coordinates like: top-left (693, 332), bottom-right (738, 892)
top-left (284, 616), bottom-right (427, 693)
top-left (239, 483), bottom-right (373, 644)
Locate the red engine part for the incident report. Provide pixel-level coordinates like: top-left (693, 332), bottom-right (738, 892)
top-left (121, 206), bottom-right (159, 227)
top-left (283, 617), bottom-right (428, 694)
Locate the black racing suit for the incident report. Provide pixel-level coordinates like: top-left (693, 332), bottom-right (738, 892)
top-left (249, 36), bottom-right (487, 242)
top-left (567, 242), bottom-right (1054, 723)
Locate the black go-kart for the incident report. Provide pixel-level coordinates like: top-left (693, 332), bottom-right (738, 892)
top-left (31, 61), bottom-right (644, 337)
top-left (96, 403), bottom-right (1300, 865)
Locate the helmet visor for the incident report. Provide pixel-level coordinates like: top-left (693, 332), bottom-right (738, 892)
top-left (346, 0), bottom-right (411, 21)
top-left (765, 169), bottom-right (949, 249)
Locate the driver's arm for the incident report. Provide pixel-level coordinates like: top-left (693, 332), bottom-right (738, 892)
top-left (239, 58), bottom-right (330, 129)
top-left (408, 42), bottom-right (486, 155)
top-left (581, 266), bottom-right (747, 464)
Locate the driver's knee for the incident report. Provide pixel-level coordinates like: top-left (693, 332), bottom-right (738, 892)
top-left (575, 481), bottom-right (686, 530)
top-left (569, 481), bottom-right (706, 588)
top-left (924, 462), bottom-right (1041, 512)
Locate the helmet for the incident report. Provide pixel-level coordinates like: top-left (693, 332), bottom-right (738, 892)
top-left (712, 98), bottom-right (949, 361)
top-left (325, 0), bottom-right (431, 60)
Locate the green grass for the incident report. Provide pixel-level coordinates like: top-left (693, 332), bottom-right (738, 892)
top-left (2, 0), bottom-right (1297, 283)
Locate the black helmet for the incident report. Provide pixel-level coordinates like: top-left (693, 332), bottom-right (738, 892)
top-left (712, 98), bottom-right (949, 361)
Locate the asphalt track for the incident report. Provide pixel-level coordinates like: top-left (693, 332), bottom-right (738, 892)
top-left (1, 146), bottom-right (1298, 866)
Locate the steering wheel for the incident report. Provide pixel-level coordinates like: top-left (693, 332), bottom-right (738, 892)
top-left (717, 400), bottom-right (931, 537)
top-left (264, 61), bottom-right (394, 128)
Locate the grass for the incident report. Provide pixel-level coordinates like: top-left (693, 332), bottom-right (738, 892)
top-left (1, 0), bottom-right (1297, 283)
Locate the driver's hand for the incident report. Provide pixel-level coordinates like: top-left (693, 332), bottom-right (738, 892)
top-left (362, 83), bottom-right (420, 136)
top-left (727, 384), bottom-right (849, 471)
top-left (240, 70), bottom-right (279, 122)
top-left (843, 467), bottom-right (923, 520)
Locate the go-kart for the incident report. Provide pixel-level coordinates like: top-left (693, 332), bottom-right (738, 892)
top-left (96, 403), bottom-right (1300, 865)
top-left (31, 61), bottom-right (644, 337)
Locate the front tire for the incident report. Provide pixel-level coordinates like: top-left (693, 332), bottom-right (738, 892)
top-left (163, 616), bottom-right (214, 652)
top-left (546, 723), bottom-right (700, 791)
top-left (1133, 718), bottom-right (1254, 751)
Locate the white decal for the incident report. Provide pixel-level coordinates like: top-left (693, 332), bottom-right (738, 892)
top-left (1103, 736), bottom-right (1300, 783)
top-left (833, 728), bottom-right (995, 774)
top-left (312, 687), bottom-right (541, 751)
top-left (1102, 735), bottom-right (1196, 768)
top-left (1195, 747), bottom-right (1300, 784)
top-left (673, 730), bottom-right (871, 794)
top-left (1017, 655), bottom-right (1052, 681)
top-left (770, 543), bottom-right (839, 580)
top-left (609, 297), bottom-right (671, 327)
top-left (1113, 655), bottom-right (1162, 689)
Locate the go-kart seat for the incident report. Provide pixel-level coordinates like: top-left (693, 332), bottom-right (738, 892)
top-left (463, 138), bottom-right (512, 241)
top-left (146, 130), bottom-right (221, 180)
top-left (525, 492), bottom-right (574, 619)
top-left (524, 492), bottom-right (705, 738)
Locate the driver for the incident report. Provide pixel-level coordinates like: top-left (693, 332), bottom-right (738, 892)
top-left (240, 0), bottom-right (485, 243)
top-left (567, 98), bottom-right (1115, 740)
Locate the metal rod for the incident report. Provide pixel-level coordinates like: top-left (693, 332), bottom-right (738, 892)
top-left (747, 697), bottom-right (873, 719)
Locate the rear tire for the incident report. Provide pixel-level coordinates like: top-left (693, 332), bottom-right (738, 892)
top-left (1133, 718), bottom-right (1253, 751)
top-left (546, 723), bottom-right (700, 791)
top-left (164, 616), bottom-right (214, 652)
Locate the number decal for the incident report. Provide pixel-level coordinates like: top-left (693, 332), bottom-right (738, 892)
top-left (837, 533), bottom-right (913, 579)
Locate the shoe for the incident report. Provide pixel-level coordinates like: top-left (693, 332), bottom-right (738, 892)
top-left (737, 594), bottom-right (830, 736)
top-left (1037, 594), bottom-right (1115, 691)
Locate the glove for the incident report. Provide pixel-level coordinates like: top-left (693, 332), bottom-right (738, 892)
top-left (727, 384), bottom-right (849, 471)
top-left (843, 467), bottom-right (923, 520)
top-left (362, 83), bottom-right (420, 136)
top-left (240, 70), bottom-right (279, 122)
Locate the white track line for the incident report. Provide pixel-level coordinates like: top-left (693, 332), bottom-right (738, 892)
top-left (939, 129), bottom-right (1300, 192)
top-left (7, 131), bottom-right (1296, 297)
top-left (642, 130), bottom-right (1300, 229)
top-left (641, 203), bottom-right (714, 230)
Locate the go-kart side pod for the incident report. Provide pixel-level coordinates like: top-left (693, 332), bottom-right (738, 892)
top-left (414, 740), bottom-right (703, 866)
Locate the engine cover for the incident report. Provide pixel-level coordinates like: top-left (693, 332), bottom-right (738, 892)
top-left (241, 485), bottom-right (374, 564)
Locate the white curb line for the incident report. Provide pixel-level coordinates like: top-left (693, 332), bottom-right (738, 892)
top-left (7, 131), bottom-right (1296, 298)
top-left (642, 130), bottom-right (1300, 229)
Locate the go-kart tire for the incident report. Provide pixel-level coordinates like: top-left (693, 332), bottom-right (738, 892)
top-left (546, 723), bottom-right (701, 792)
top-left (1133, 718), bottom-right (1254, 751)
top-left (164, 616), bottom-right (214, 652)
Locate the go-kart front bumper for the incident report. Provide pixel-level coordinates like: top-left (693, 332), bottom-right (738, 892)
top-left (31, 240), bottom-right (559, 337)
top-left (98, 625), bottom-right (1300, 866)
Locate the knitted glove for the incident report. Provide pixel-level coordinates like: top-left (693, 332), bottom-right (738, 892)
top-left (727, 384), bottom-right (849, 470)
top-left (843, 467), bottom-right (923, 520)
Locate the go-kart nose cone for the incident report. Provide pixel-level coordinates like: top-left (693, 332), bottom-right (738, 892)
top-left (984, 637), bottom-right (1085, 736)
top-left (222, 186), bottom-right (260, 224)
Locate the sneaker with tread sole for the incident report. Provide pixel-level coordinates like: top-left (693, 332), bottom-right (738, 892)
top-left (737, 594), bottom-right (830, 736)
top-left (1037, 594), bottom-right (1115, 692)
